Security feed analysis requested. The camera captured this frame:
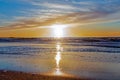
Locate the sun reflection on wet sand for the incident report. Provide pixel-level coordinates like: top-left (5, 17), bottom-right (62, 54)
top-left (54, 42), bottom-right (63, 75)
top-left (42, 42), bottom-right (65, 76)
top-left (42, 41), bottom-right (75, 78)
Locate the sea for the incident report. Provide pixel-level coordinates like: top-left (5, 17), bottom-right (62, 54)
top-left (0, 37), bottom-right (120, 80)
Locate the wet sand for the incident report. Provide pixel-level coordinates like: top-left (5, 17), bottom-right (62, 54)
top-left (0, 38), bottom-right (120, 80)
top-left (0, 70), bottom-right (87, 80)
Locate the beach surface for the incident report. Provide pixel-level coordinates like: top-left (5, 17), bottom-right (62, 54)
top-left (0, 38), bottom-right (120, 80)
top-left (0, 70), bottom-right (84, 80)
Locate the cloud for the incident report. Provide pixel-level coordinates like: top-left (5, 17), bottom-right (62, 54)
top-left (0, 11), bottom-right (115, 30)
top-left (0, 0), bottom-right (120, 30)
top-left (32, 2), bottom-right (76, 10)
top-left (31, 1), bottom-right (92, 12)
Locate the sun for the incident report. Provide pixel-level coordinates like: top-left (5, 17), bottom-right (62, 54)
top-left (51, 24), bottom-right (67, 38)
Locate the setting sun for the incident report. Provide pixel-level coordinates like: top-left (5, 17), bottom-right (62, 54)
top-left (51, 24), bottom-right (68, 38)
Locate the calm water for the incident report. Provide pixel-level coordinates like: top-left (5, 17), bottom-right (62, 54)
top-left (0, 38), bottom-right (120, 80)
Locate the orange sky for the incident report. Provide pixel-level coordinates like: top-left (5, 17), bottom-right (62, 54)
top-left (0, 24), bottom-right (120, 38)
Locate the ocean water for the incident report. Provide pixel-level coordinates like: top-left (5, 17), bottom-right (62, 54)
top-left (0, 37), bottom-right (120, 80)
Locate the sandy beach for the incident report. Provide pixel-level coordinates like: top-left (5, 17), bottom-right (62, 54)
top-left (0, 70), bottom-right (85, 80)
top-left (0, 38), bottom-right (120, 80)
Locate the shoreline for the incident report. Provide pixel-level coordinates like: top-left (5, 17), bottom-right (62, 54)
top-left (0, 70), bottom-right (88, 80)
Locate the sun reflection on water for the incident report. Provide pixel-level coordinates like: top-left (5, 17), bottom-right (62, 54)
top-left (54, 42), bottom-right (63, 75)
top-left (42, 41), bottom-right (75, 77)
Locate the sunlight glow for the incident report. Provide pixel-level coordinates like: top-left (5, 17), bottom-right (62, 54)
top-left (45, 42), bottom-right (73, 77)
top-left (51, 24), bottom-right (67, 38)
top-left (54, 68), bottom-right (62, 75)
top-left (54, 42), bottom-right (63, 75)
top-left (55, 51), bottom-right (61, 68)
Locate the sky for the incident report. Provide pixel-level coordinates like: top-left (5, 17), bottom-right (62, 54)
top-left (0, 0), bottom-right (120, 37)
